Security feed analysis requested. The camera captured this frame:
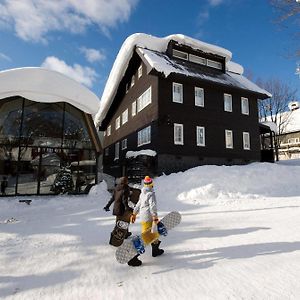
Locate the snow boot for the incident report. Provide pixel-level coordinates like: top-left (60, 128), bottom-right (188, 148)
top-left (127, 254), bottom-right (142, 267)
top-left (151, 240), bottom-right (164, 257)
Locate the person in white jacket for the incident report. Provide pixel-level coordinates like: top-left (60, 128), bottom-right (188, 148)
top-left (128, 176), bottom-right (164, 267)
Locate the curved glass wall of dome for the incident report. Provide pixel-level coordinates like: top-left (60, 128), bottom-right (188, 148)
top-left (0, 97), bottom-right (99, 196)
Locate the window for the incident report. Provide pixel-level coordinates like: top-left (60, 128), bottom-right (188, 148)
top-left (121, 138), bottom-right (127, 150)
top-left (243, 132), bottom-right (250, 150)
top-left (225, 130), bottom-right (233, 149)
top-left (196, 126), bottom-right (205, 146)
top-left (173, 49), bottom-right (188, 60)
top-left (138, 65), bottom-right (143, 78)
top-left (195, 87), bottom-right (204, 107)
top-left (131, 75), bottom-right (135, 88)
top-left (174, 123), bottom-right (184, 145)
top-left (132, 101), bottom-right (136, 117)
top-left (104, 147), bottom-right (109, 156)
top-left (137, 87), bottom-right (152, 112)
top-left (137, 126), bottom-right (151, 147)
top-left (224, 93), bottom-right (232, 112)
top-left (122, 109), bottom-right (128, 125)
top-left (207, 59), bottom-right (222, 70)
top-left (173, 82), bottom-right (183, 103)
top-left (288, 138), bottom-right (299, 144)
top-left (114, 142), bottom-right (119, 160)
top-left (107, 125), bottom-right (111, 136)
top-left (115, 116), bottom-right (120, 130)
top-left (103, 130), bottom-right (106, 136)
top-left (189, 54), bottom-right (206, 65)
top-left (241, 97), bottom-right (249, 115)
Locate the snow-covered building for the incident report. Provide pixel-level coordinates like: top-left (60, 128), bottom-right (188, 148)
top-left (0, 67), bottom-right (101, 196)
top-left (95, 33), bottom-right (272, 181)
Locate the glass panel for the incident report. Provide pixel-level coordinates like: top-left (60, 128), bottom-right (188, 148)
top-left (63, 104), bottom-right (93, 149)
top-left (22, 100), bottom-right (64, 147)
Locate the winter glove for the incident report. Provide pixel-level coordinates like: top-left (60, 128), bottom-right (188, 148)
top-left (103, 206), bottom-right (110, 212)
top-left (130, 214), bottom-right (136, 223)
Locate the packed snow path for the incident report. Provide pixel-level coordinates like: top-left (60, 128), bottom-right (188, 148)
top-left (1, 162), bottom-right (300, 299)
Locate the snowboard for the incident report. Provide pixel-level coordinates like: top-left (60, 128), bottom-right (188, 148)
top-left (115, 211), bottom-right (181, 264)
top-left (109, 220), bottom-right (130, 247)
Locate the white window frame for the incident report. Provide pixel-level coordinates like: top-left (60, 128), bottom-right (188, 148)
top-left (131, 75), bottom-right (135, 88)
top-left (137, 126), bottom-right (151, 147)
top-left (173, 82), bottom-right (183, 104)
top-left (241, 97), bottom-right (249, 115)
top-left (224, 93), bottom-right (232, 112)
top-left (121, 138), bottom-right (127, 150)
top-left (195, 87), bottom-right (204, 107)
top-left (189, 54), bottom-right (206, 65)
top-left (138, 65), bottom-right (143, 79)
top-left (114, 142), bottom-right (119, 160)
top-left (225, 129), bottom-right (233, 149)
top-left (173, 49), bottom-right (188, 60)
top-left (115, 116), bottom-right (120, 130)
top-left (132, 100), bottom-right (136, 117)
top-left (122, 109), bottom-right (128, 125)
top-left (196, 126), bottom-right (205, 146)
top-left (207, 59), bottom-right (222, 70)
top-left (288, 138), bottom-right (300, 144)
top-left (107, 125), bottom-right (111, 136)
top-left (137, 87), bottom-right (152, 112)
top-left (174, 123), bottom-right (184, 145)
top-left (243, 132), bottom-right (250, 150)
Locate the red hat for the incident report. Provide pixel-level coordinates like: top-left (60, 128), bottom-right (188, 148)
top-left (143, 176), bottom-right (153, 185)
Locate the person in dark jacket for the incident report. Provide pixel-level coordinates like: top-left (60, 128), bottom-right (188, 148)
top-left (104, 176), bottom-right (132, 246)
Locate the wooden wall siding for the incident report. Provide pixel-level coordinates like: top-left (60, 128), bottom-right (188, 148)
top-left (103, 61), bottom-right (159, 148)
top-left (279, 131), bottom-right (300, 144)
top-left (157, 75), bottom-right (261, 161)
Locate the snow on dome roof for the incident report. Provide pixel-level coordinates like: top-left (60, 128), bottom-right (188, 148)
top-left (95, 33), bottom-right (232, 126)
top-left (0, 67), bottom-right (100, 115)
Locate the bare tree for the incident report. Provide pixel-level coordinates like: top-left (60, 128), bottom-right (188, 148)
top-left (258, 78), bottom-right (297, 160)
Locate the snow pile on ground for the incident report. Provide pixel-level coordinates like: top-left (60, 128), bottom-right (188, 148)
top-left (1, 161), bottom-right (300, 299)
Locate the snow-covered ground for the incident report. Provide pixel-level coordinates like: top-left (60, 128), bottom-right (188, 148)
top-left (1, 161), bottom-right (300, 300)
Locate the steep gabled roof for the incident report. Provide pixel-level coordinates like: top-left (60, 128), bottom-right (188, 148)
top-left (95, 33), bottom-right (271, 126)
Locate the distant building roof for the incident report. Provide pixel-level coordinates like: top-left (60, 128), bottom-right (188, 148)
top-left (95, 33), bottom-right (271, 127)
top-left (0, 67), bottom-right (100, 115)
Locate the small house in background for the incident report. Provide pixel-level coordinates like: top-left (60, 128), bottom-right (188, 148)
top-left (0, 67), bottom-right (101, 196)
top-left (95, 33), bottom-right (272, 182)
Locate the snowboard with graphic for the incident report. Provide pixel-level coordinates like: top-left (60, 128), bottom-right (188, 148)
top-left (115, 211), bottom-right (181, 264)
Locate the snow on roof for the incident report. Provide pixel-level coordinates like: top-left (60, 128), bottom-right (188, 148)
top-left (0, 67), bottom-right (100, 114)
top-left (126, 149), bottom-right (157, 158)
top-left (282, 109), bottom-right (300, 133)
top-left (95, 33), bottom-right (233, 126)
top-left (260, 121), bottom-right (278, 134)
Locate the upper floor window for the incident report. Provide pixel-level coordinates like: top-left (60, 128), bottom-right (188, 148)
top-left (224, 93), bottom-right (232, 112)
top-left (241, 97), bottom-right (249, 115)
top-left (132, 101), bottom-right (136, 117)
top-left (115, 116), bottom-right (120, 130)
top-left (189, 54), bottom-right (206, 65)
top-left (173, 49), bottom-right (188, 60)
top-left (138, 125), bottom-right (151, 147)
top-left (137, 87), bottom-right (152, 112)
top-left (195, 87), bottom-right (204, 107)
top-left (114, 142), bottom-right (119, 160)
top-left (173, 82), bottom-right (183, 103)
top-left (243, 132), bottom-right (250, 150)
top-left (103, 130), bottom-right (106, 136)
top-left (122, 109), bottom-right (128, 125)
top-left (121, 138), bottom-right (127, 150)
top-left (196, 126), bottom-right (205, 146)
top-left (138, 65), bottom-right (143, 78)
top-left (174, 123), bottom-right (184, 145)
top-left (107, 125), bottom-right (111, 136)
top-left (207, 59), bottom-right (222, 70)
top-left (131, 75), bottom-right (135, 88)
top-left (225, 129), bottom-right (233, 149)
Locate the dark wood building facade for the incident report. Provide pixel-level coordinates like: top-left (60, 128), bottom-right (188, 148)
top-left (97, 35), bottom-right (271, 181)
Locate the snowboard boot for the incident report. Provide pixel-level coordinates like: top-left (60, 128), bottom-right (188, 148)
top-left (151, 240), bottom-right (164, 257)
top-left (127, 254), bottom-right (142, 267)
top-left (125, 231), bottom-right (132, 239)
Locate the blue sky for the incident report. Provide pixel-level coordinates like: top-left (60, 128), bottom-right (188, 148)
top-left (0, 0), bottom-right (299, 99)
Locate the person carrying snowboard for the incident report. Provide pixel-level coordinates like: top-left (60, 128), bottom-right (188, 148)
top-left (103, 176), bottom-right (132, 245)
top-left (128, 175), bottom-right (164, 267)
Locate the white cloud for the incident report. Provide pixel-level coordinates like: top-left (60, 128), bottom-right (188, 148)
top-left (0, 0), bottom-right (139, 43)
top-left (0, 52), bottom-right (11, 62)
top-left (80, 47), bottom-right (106, 63)
top-left (41, 56), bottom-right (98, 88)
top-left (208, 0), bottom-right (224, 6)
